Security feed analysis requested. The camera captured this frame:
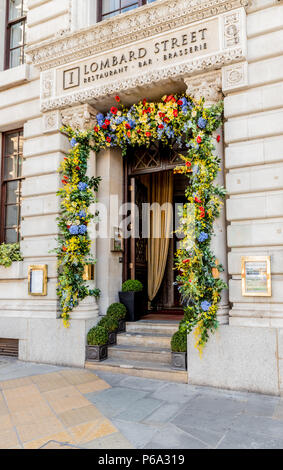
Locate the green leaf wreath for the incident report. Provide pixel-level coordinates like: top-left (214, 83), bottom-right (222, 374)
top-left (58, 93), bottom-right (227, 352)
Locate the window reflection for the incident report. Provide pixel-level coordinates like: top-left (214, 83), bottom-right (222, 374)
top-left (6, 1), bottom-right (27, 69)
top-left (1, 131), bottom-right (23, 243)
top-left (100, 0), bottom-right (157, 21)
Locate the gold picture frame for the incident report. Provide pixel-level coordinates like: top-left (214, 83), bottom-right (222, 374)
top-left (241, 256), bottom-right (271, 297)
top-left (28, 265), bottom-right (48, 296)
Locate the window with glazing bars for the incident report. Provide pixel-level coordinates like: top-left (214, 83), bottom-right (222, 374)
top-left (1, 130), bottom-right (23, 243)
top-left (5, 0), bottom-right (27, 69)
top-left (97, 0), bottom-right (157, 22)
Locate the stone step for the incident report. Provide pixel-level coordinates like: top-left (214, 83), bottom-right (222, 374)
top-left (108, 344), bottom-right (172, 364)
top-left (85, 358), bottom-right (187, 384)
top-left (126, 321), bottom-right (179, 336)
top-left (117, 332), bottom-right (172, 349)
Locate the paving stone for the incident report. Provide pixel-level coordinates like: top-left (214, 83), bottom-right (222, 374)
top-left (24, 431), bottom-right (75, 449)
top-left (85, 387), bottom-right (148, 418)
top-left (173, 422), bottom-right (224, 448)
top-left (58, 405), bottom-right (103, 428)
top-left (115, 397), bottom-right (162, 422)
top-left (231, 414), bottom-right (283, 440)
top-left (0, 377), bottom-right (33, 391)
top-left (31, 372), bottom-right (70, 392)
top-left (112, 419), bottom-right (159, 449)
top-left (150, 382), bottom-right (199, 404)
top-left (273, 400), bottom-right (283, 420)
top-left (217, 429), bottom-right (283, 449)
top-left (144, 423), bottom-right (209, 449)
top-left (60, 369), bottom-right (99, 386)
top-left (70, 418), bottom-right (117, 444)
top-left (76, 378), bottom-right (110, 394)
top-left (243, 394), bottom-right (279, 418)
top-left (43, 385), bottom-right (90, 414)
top-left (182, 393), bottom-right (247, 417)
top-left (16, 416), bottom-right (66, 443)
top-left (117, 375), bottom-right (167, 392)
top-left (82, 431), bottom-right (134, 449)
top-left (93, 371), bottom-right (127, 387)
top-left (11, 403), bottom-right (54, 426)
top-left (0, 414), bottom-right (13, 431)
top-left (0, 428), bottom-right (21, 449)
top-left (143, 402), bottom-right (183, 425)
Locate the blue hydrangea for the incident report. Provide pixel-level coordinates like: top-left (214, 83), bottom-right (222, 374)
top-left (129, 120), bottom-right (136, 128)
top-left (78, 225), bottom-right (87, 235)
top-left (198, 117), bottom-right (207, 129)
top-left (198, 232), bottom-right (209, 242)
top-left (201, 301), bottom-right (212, 312)
top-left (96, 113), bottom-right (104, 124)
top-left (180, 97), bottom-right (188, 106)
top-left (78, 182), bottom-right (88, 191)
top-left (70, 138), bottom-right (77, 148)
top-left (69, 225), bottom-right (79, 235)
top-left (78, 211), bottom-right (86, 219)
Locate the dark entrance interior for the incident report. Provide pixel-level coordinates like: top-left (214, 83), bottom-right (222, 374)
top-left (123, 142), bottom-right (188, 317)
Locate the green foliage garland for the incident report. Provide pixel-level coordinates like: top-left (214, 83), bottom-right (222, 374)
top-left (60, 93), bottom-right (226, 352)
top-left (56, 135), bottom-right (101, 327)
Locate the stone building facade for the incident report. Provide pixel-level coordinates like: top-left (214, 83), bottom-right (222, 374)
top-left (0, 0), bottom-right (283, 395)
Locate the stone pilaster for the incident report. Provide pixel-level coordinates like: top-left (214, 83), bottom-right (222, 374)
top-left (184, 71), bottom-right (229, 324)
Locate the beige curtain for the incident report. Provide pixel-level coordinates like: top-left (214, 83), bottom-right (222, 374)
top-left (148, 171), bottom-right (173, 302)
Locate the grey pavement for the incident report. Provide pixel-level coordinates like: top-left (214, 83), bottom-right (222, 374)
top-left (1, 357), bottom-right (283, 449)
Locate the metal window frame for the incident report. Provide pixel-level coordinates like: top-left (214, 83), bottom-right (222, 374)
top-left (97, 0), bottom-right (147, 22)
top-left (0, 129), bottom-right (24, 243)
top-left (5, 0), bottom-right (27, 70)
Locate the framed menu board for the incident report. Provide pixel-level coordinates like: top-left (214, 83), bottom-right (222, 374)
top-left (241, 256), bottom-right (271, 297)
top-left (28, 265), bottom-right (48, 296)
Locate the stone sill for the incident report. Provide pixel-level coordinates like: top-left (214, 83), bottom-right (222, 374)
top-left (0, 64), bottom-right (31, 91)
top-left (0, 262), bottom-right (24, 280)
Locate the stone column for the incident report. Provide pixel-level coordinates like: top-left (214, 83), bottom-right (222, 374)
top-left (60, 103), bottom-right (100, 321)
top-left (184, 71), bottom-right (229, 324)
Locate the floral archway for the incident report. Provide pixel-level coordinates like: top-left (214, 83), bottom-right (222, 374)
top-left (57, 93), bottom-right (226, 353)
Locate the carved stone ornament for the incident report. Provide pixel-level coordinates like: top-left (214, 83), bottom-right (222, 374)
top-left (184, 70), bottom-right (223, 106)
top-left (61, 104), bottom-right (98, 131)
top-left (43, 110), bottom-right (62, 134)
top-left (222, 61), bottom-right (248, 93)
top-left (27, 0), bottom-right (249, 72)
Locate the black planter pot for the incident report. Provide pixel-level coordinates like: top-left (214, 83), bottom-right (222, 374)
top-left (118, 319), bottom-right (126, 333)
top-left (171, 351), bottom-right (187, 371)
top-left (119, 291), bottom-right (143, 322)
top-left (86, 344), bottom-right (108, 362)
top-left (108, 331), bottom-right (117, 345)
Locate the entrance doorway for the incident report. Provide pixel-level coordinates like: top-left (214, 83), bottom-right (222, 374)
top-left (123, 142), bottom-right (188, 317)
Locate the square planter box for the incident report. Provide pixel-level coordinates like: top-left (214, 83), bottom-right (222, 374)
top-left (108, 331), bottom-right (117, 346)
top-left (171, 352), bottom-right (187, 371)
top-left (118, 319), bottom-right (126, 333)
top-left (119, 291), bottom-right (144, 322)
top-left (86, 344), bottom-right (108, 362)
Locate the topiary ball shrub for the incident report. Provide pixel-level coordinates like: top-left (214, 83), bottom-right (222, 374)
top-left (87, 326), bottom-right (108, 346)
top-left (98, 316), bottom-right (119, 333)
top-left (122, 279), bottom-right (143, 292)
top-left (107, 303), bottom-right (127, 320)
top-left (171, 330), bottom-right (187, 353)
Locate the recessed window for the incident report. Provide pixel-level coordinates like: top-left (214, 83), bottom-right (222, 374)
top-left (5, 0), bottom-right (27, 69)
top-left (1, 130), bottom-right (23, 243)
top-left (98, 0), bottom-right (157, 22)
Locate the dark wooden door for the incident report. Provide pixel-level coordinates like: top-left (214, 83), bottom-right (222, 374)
top-left (129, 177), bottom-right (148, 302)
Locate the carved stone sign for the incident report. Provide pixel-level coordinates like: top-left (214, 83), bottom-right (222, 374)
top-left (58, 18), bottom-right (218, 95)
top-left (36, 6), bottom-right (247, 111)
